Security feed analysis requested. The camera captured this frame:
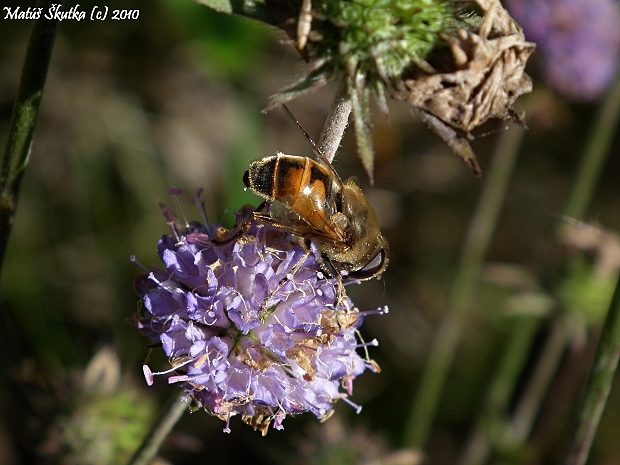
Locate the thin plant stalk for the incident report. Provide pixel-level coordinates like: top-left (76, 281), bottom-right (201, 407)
top-left (563, 272), bottom-right (620, 465)
top-left (563, 71), bottom-right (620, 221)
top-left (127, 393), bottom-right (188, 465)
top-left (403, 125), bottom-right (526, 448)
top-left (0, 0), bottom-right (60, 274)
top-left (509, 316), bottom-right (569, 441)
top-left (459, 315), bottom-right (541, 465)
top-left (318, 81), bottom-right (351, 163)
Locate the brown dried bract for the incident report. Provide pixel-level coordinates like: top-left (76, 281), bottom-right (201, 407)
top-left (393, 0), bottom-right (535, 171)
top-left (297, 0), bottom-right (313, 50)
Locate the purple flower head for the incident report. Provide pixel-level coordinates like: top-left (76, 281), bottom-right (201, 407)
top-left (132, 195), bottom-right (386, 434)
top-left (507, 0), bottom-right (620, 101)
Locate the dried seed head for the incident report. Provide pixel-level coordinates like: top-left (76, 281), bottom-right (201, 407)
top-left (393, 0), bottom-right (535, 172)
top-left (268, 0), bottom-right (461, 181)
top-left (266, 0), bottom-right (535, 178)
top-left (394, 0), bottom-right (535, 132)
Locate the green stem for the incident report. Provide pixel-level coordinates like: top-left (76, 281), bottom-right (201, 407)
top-left (563, 72), bottom-right (620, 221)
top-left (127, 393), bottom-right (188, 465)
top-left (563, 273), bottom-right (620, 465)
top-left (509, 317), bottom-right (569, 442)
top-left (459, 315), bottom-right (541, 465)
top-left (403, 125), bottom-right (525, 448)
top-left (0, 0), bottom-right (61, 274)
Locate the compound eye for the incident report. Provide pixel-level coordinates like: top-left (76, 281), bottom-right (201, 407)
top-left (348, 249), bottom-right (387, 281)
top-left (243, 170), bottom-right (251, 188)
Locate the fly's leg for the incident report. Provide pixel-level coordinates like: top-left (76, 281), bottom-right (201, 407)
top-left (211, 203), bottom-right (268, 246)
top-left (315, 253), bottom-right (348, 309)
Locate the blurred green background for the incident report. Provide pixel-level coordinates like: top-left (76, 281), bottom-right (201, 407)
top-left (1, 1), bottom-right (620, 464)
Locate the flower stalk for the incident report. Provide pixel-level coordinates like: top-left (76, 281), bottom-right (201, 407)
top-left (403, 124), bottom-right (525, 448)
top-left (564, 70), bottom-right (620, 221)
top-left (563, 272), bottom-right (620, 465)
top-left (127, 393), bottom-right (188, 465)
top-left (318, 82), bottom-right (351, 163)
top-left (459, 315), bottom-right (541, 465)
top-left (0, 0), bottom-right (60, 274)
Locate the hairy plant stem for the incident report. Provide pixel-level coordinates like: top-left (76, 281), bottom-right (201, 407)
top-left (0, 0), bottom-right (60, 276)
top-left (318, 81), bottom-right (351, 163)
top-left (127, 393), bottom-right (188, 465)
top-left (403, 125), bottom-right (525, 448)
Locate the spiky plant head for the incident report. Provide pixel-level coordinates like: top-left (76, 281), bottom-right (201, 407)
top-left (268, 0), bottom-right (462, 181)
top-left (311, 0), bottom-right (457, 84)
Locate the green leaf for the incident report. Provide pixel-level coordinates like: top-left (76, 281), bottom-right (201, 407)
top-left (349, 69), bottom-right (375, 184)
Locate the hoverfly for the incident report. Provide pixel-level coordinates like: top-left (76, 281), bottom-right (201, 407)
top-left (243, 108), bottom-right (388, 300)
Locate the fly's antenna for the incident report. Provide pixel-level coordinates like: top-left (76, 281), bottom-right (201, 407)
top-left (282, 105), bottom-right (342, 179)
top-left (282, 105), bottom-right (323, 158)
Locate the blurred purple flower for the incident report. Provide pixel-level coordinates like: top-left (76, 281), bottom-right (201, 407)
top-left (507, 0), bottom-right (620, 100)
top-left (132, 199), bottom-right (385, 434)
